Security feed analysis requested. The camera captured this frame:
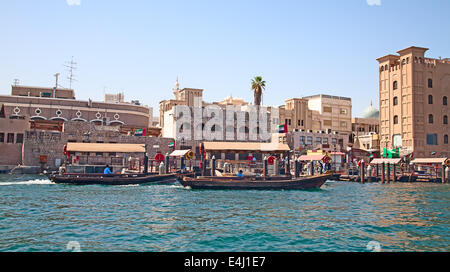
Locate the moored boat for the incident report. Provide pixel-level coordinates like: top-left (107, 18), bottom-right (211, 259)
top-left (179, 173), bottom-right (331, 190)
top-left (49, 172), bottom-right (181, 186)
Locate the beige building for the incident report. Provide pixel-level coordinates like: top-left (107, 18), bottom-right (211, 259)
top-left (377, 46), bottom-right (450, 158)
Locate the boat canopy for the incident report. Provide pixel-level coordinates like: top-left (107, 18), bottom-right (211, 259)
top-left (169, 150), bottom-right (191, 157)
top-left (410, 158), bottom-right (449, 164)
top-left (369, 158), bottom-right (402, 165)
top-left (298, 154), bottom-right (328, 161)
top-left (203, 142), bottom-right (290, 153)
top-left (66, 143), bottom-right (145, 153)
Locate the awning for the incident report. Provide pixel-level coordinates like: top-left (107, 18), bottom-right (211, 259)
top-left (298, 155), bottom-right (327, 161)
top-left (411, 158), bottom-right (449, 164)
top-left (370, 158), bottom-right (402, 165)
top-left (66, 143), bottom-right (145, 153)
top-left (169, 150), bottom-right (191, 157)
top-left (203, 142), bottom-right (290, 153)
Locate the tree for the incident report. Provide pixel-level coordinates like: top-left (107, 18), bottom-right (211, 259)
top-left (251, 76), bottom-right (266, 106)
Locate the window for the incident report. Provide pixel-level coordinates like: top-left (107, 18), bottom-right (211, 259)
top-left (394, 115), bottom-right (399, 124)
top-left (300, 136), bottom-right (305, 145)
top-left (298, 120), bottom-right (301, 126)
top-left (426, 134), bottom-right (438, 145)
top-left (393, 134), bottom-right (402, 148)
top-left (393, 97), bottom-right (398, 106)
top-left (393, 81), bottom-right (398, 90)
top-left (341, 121), bottom-right (347, 128)
top-left (323, 107), bottom-right (332, 113)
top-left (380, 66), bottom-right (384, 72)
top-left (444, 115), bottom-right (448, 125)
top-left (444, 96), bottom-right (448, 106)
top-left (428, 79), bottom-right (433, 88)
top-left (340, 108), bottom-right (347, 115)
top-left (323, 138), bottom-right (329, 144)
top-left (316, 137), bottom-right (322, 144)
top-left (428, 95), bottom-right (433, 104)
top-left (429, 114), bottom-right (434, 124)
top-left (288, 119), bottom-right (291, 126)
top-left (0, 132), bottom-right (4, 143)
top-left (16, 133), bottom-right (23, 144)
top-left (323, 120), bottom-right (332, 126)
top-left (445, 135), bottom-right (449, 144)
top-left (306, 136), bottom-right (313, 145)
top-left (7, 133), bottom-right (14, 143)
top-left (332, 138), bottom-right (337, 144)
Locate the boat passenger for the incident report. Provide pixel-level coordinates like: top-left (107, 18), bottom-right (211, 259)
top-left (237, 170), bottom-right (244, 178)
top-left (104, 165), bottom-right (113, 175)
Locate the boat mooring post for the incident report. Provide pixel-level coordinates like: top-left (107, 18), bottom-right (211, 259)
top-left (445, 165), bottom-right (449, 183)
top-left (143, 152), bottom-right (149, 174)
top-left (159, 162), bottom-right (165, 175)
top-left (294, 158), bottom-right (300, 178)
top-left (381, 162), bottom-right (385, 184)
top-left (360, 160), bottom-right (365, 184)
top-left (393, 163), bottom-right (397, 182)
top-left (180, 156), bottom-right (185, 172)
top-left (285, 155), bottom-right (291, 177)
top-left (274, 158), bottom-right (279, 176)
top-left (387, 163), bottom-right (391, 183)
top-left (211, 156), bottom-right (216, 177)
top-left (263, 156), bottom-right (268, 180)
top-left (442, 164), bottom-right (446, 184)
top-left (367, 164), bottom-right (372, 182)
top-left (376, 163), bottom-right (379, 178)
top-left (165, 153), bottom-right (170, 174)
top-left (311, 161), bottom-right (315, 176)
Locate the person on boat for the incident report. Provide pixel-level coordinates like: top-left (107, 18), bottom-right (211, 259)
top-left (237, 170), bottom-right (244, 178)
top-left (104, 165), bottom-right (113, 175)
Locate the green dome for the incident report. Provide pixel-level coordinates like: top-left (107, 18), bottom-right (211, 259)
top-left (361, 102), bottom-right (379, 119)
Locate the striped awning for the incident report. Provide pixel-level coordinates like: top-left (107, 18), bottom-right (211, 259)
top-left (411, 158), bottom-right (449, 164)
top-left (298, 155), bottom-right (327, 161)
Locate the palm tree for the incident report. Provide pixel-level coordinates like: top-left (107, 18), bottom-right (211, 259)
top-left (251, 76), bottom-right (266, 106)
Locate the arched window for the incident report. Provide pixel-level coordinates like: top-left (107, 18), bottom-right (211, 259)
top-left (429, 114), bottom-right (434, 124)
top-left (445, 135), bottom-right (449, 144)
top-left (428, 79), bottom-right (433, 88)
top-left (380, 66), bottom-right (384, 72)
top-left (444, 96), bottom-right (448, 106)
top-left (444, 115), bottom-right (448, 125)
top-left (428, 95), bottom-right (433, 104)
top-left (394, 115), bottom-right (399, 124)
top-left (393, 97), bottom-right (398, 106)
top-left (393, 81), bottom-right (398, 90)
top-left (385, 64), bottom-right (388, 71)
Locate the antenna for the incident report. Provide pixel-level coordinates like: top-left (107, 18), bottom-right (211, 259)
top-left (64, 56), bottom-right (77, 89)
top-left (54, 73), bottom-right (60, 89)
top-left (13, 79), bottom-right (20, 86)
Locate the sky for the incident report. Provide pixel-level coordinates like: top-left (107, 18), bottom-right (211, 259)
top-left (0, 0), bottom-right (449, 117)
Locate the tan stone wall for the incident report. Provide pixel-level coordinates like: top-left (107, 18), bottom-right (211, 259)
top-left (0, 117), bottom-right (29, 165)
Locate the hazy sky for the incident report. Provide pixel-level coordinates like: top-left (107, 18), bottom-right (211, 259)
top-left (1, 0), bottom-right (449, 117)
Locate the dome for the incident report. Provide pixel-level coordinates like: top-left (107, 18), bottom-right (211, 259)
top-left (361, 102), bottom-right (379, 119)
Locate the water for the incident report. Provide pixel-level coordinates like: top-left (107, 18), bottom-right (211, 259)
top-left (0, 175), bottom-right (448, 252)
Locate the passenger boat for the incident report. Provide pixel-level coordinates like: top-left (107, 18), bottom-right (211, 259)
top-left (49, 172), bottom-right (182, 186)
top-left (179, 173), bottom-right (331, 190)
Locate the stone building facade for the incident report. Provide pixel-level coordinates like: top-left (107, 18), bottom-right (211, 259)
top-left (377, 46), bottom-right (450, 158)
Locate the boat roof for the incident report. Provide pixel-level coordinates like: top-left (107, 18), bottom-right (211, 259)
top-left (203, 141), bottom-right (290, 153)
top-left (369, 158), bottom-right (402, 164)
top-left (410, 158), bottom-right (449, 164)
top-left (66, 143), bottom-right (145, 153)
top-left (169, 150), bottom-right (191, 157)
top-left (298, 154), bottom-right (328, 161)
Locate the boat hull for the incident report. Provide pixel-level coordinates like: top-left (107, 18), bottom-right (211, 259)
top-left (50, 173), bottom-right (179, 186)
top-left (179, 174), bottom-right (330, 190)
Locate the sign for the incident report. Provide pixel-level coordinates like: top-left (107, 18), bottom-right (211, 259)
top-left (153, 145), bottom-right (160, 149)
top-left (154, 153), bottom-right (165, 163)
top-left (39, 155), bottom-right (47, 163)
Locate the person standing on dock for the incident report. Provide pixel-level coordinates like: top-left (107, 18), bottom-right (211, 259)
top-left (104, 165), bottom-right (113, 175)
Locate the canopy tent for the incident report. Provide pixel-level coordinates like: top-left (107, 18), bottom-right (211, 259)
top-left (66, 143), bottom-right (145, 153)
top-left (410, 158), bottom-right (449, 164)
top-left (369, 158), bottom-right (402, 165)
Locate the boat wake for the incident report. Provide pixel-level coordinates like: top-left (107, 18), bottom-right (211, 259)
top-left (0, 178), bottom-right (53, 186)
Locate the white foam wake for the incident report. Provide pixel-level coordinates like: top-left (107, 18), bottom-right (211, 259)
top-left (0, 178), bottom-right (53, 186)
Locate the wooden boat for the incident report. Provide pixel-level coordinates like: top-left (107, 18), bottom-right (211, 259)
top-left (49, 172), bottom-right (181, 186)
top-left (179, 173), bottom-right (331, 190)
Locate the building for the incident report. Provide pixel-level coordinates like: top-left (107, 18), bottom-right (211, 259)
top-left (377, 46), bottom-right (450, 158)
top-left (351, 102), bottom-right (380, 146)
top-left (279, 94), bottom-right (352, 140)
top-left (1, 85), bottom-right (153, 128)
top-left (287, 129), bottom-right (348, 155)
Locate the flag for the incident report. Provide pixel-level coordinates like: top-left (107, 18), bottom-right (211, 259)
top-left (168, 142), bottom-right (175, 148)
top-left (278, 124), bottom-right (287, 133)
top-left (134, 129), bottom-right (144, 136)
